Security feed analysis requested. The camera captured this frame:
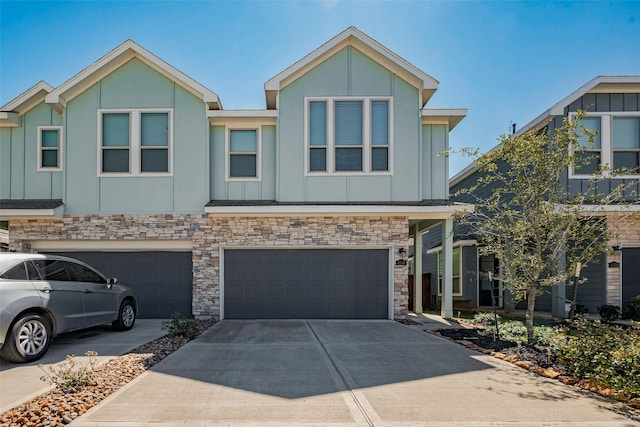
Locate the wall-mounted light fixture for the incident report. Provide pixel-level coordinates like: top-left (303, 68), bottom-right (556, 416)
top-left (398, 247), bottom-right (406, 257)
top-left (612, 245), bottom-right (622, 251)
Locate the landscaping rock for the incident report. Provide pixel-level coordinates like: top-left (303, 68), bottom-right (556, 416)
top-left (0, 319), bottom-right (215, 427)
top-left (515, 360), bottom-right (534, 370)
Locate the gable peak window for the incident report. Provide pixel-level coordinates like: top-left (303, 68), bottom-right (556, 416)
top-left (306, 97), bottom-right (392, 175)
top-left (99, 109), bottom-right (172, 176)
top-left (37, 126), bottom-right (63, 171)
top-left (571, 113), bottom-right (640, 177)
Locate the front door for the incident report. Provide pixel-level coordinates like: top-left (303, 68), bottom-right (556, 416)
top-left (479, 254), bottom-right (502, 307)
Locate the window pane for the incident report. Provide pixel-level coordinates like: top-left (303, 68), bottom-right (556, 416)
top-left (453, 278), bottom-right (461, 294)
top-left (65, 262), bottom-right (105, 283)
top-left (1, 263), bottom-right (27, 280)
top-left (309, 101), bottom-right (327, 146)
top-left (613, 152), bottom-right (640, 174)
top-left (371, 100), bottom-right (389, 146)
top-left (335, 147), bottom-right (362, 171)
top-left (452, 247), bottom-right (460, 276)
top-left (230, 130), bottom-right (256, 152)
top-left (141, 113), bottom-right (168, 147)
top-left (230, 155), bottom-right (257, 177)
top-left (335, 101), bottom-right (363, 146)
top-left (577, 117), bottom-right (601, 149)
top-left (372, 147), bottom-right (388, 171)
top-left (613, 117), bottom-right (639, 149)
top-left (33, 260), bottom-right (71, 281)
top-left (41, 150), bottom-right (58, 168)
top-left (141, 149), bottom-right (169, 172)
top-left (26, 261), bottom-right (41, 280)
top-left (103, 113), bottom-right (130, 147)
top-left (41, 129), bottom-right (59, 147)
top-left (574, 151), bottom-right (600, 174)
top-left (309, 148), bottom-right (326, 172)
top-left (103, 149), bottom-right (130, 172)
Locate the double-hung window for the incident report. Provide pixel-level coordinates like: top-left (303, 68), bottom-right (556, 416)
top-left (37, 126), bottom-right (63, 171)
top-left (306, 97), bottom-right (392, 174)
top-left (571, 113), bottom-right (640, 177)
top-left (612, 117), bottom-right (640, 174)
top-left (99, 109), bottom-right (172, 176)
top-left (226, 128), bottom-right (260, 180)
top-left (437, 247), bottom-right (462, 296)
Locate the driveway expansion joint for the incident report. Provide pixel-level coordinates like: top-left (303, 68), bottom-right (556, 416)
top-left (306, 320), bottom-right (375, 427)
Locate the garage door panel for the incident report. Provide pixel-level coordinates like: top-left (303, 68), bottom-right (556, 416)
top-left (224, 249), bottom-right (389, 319)
top-left (47, 251), bottom-right (192, 319)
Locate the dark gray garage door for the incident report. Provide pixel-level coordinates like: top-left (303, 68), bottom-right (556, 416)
top-left (47, 251), bottom-right (192, 318)
top-left (623, 248), bottom-right (640, 305)
top-left (224, 249), bottom-right (389, 319)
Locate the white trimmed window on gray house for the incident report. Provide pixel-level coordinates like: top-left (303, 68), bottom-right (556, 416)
top-left (306, 97), bottom-right (392, 174)
top-left (98, 109), bottom-right (172, 175)
top-left (437, 247), bottom-right (462, 296)
top-left (571, 113), bottom-right (640, 177)
top-left (37, 126), bottom-right (63, 171)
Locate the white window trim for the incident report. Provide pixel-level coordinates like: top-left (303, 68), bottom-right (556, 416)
top-left (97, 108), bottom-right (173, 177)
top-left (304, 96), bottom-right (393, 176)
top-left (37, 126), bottom-right (63, 171)
top-left (569, 111), bottom-right (640, 179)
top-left (436, 246), bottom-right (463, 297)
top-left (225, 126), bottom-right (262, 181)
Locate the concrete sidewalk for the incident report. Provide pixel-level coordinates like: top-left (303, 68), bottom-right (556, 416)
top-left (72, 319), bottom-right (637, 426)
top-left (0, 319), bottom-right (166, 413)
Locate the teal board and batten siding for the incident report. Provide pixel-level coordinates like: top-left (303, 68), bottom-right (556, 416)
top-left (0, 103), bottom-right (63, 200)
top-left (209, 125), bottom-right (276, 201)
top-left (64, 58), bottom-right (209, 214)
top-left (276, 45), bottom-right (448, 202)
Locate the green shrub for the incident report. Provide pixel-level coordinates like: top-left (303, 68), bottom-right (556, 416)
top-left (622, 295), bottom-right (640, 321)
top-left (597, 304), bottom-right (621, 322)
top-left (553, 316), bottom-right (640, 400)
top-left (39, 351), bottom-right (99, 393)
top-left (533, 325), bottom-right (556, 346)
top-left (472, 312), bottom-right (500, 327)
top-left (162, 312), bottom-right (199, 340)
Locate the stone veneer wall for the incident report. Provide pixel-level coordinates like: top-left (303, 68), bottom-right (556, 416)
top-left (605, 213), bottom-right (640, 306)
top-left (8, 214), bottom-right (409, 319)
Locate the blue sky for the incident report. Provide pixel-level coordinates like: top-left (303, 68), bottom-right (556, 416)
top-left (1, 1), bottom-right (639, 176)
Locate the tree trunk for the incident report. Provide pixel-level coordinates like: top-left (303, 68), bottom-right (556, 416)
top-left (525, 284), bottom-right (537, 344)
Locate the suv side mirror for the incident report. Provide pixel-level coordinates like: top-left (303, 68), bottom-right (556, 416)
top-left (107, 277), bottom-right (118, 289)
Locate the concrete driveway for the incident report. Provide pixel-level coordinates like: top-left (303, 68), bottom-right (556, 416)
top-left (72, 319), bottom-right (636, 426)
top-left (0, 319), bottom-right (165, 413)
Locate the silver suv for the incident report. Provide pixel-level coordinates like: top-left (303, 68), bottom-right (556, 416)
top-left (0, 253), bottom-right (137, 363)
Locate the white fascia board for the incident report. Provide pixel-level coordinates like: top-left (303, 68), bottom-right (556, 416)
top-left (46, 40), bottom-right (221, 112)
top-left (264, 27), bottom-right (438, 108)
top-left (0, 112), bottom-right (20, 127)
top-left (1, 81), bottom-right (53, 116)
top-left (516, 76), bottom-right (640, 137)
top-left (30, 239), bottom-right (192, 252)
top-left (426, 239), bottom-right (478, 255)
top-left (0, 205), bottom-right (64, 219)
top-left (421, 109), bottom-right (467, 130)
top-left (205, 203), bottom-right (471, 220)
top-left (207, 110), bottom-right (277, 125)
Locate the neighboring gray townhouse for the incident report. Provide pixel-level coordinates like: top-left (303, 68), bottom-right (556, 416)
top-left (0, 27), bottom-right (466, 320)
top-left (421, 76), bottom-right (640, 318)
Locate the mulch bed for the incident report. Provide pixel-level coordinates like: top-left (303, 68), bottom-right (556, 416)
top-left (0, 319), bottom-right (216, 427)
